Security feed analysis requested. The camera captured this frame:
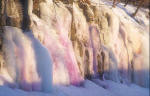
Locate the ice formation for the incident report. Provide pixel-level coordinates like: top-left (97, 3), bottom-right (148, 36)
top-left (2, 26), bottom-right (53, 92)
top-left (0, 0), bottom-right (149, 95)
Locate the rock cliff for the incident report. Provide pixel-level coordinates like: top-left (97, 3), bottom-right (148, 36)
top-left (0, 0), bottom-right (149, 91)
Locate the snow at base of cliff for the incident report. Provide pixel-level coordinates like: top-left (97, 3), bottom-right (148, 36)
top-left (0, 80), bottom-right (149, 96)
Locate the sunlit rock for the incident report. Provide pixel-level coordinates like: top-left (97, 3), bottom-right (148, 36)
top-left (0, 0), bottom-right (149, 91)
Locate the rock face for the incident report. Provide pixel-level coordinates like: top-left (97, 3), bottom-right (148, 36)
top-left (0, 0), bottom-right (149, 91)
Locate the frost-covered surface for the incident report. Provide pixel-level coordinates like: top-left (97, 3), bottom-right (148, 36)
top-left (101, 0), bottom-right (149, 32)
top-left (1, 26), bottom-right (53, 92)
top-left (0, 0), bottom-right (149, 96)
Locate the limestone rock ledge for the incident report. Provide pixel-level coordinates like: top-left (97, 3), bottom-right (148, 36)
top-left (0, 0), bottom-right (149, 90)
